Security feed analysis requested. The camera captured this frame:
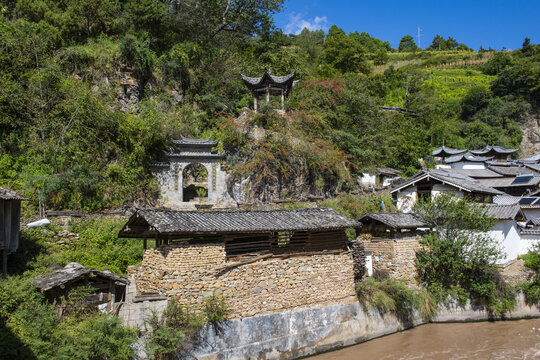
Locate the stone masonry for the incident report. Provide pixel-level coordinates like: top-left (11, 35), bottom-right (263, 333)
top-left (361, 234), bottom-right (422, 281)
top-left (132, 243), bottom-right (357, 318)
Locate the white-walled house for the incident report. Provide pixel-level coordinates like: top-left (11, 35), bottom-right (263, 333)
top-left (390, 169), bottom-right (503, 213)
top-left (483, 204), bottom-right (529, 263)
top-left (359, 168), bottom-right (401, 189)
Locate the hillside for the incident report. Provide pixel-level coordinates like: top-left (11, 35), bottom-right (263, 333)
top-left (0, 2), bottom-right (538, 211)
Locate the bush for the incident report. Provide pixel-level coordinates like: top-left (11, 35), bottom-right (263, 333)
top-left (355, 278), bottom-right (435, 321)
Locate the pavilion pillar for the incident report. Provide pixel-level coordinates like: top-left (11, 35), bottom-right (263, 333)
top-left (266, 88), bottom-right (270, 103)
top-left (253, 93), bottom-right (258, 112)
top-left (281, 89), bottom-right (285, 110)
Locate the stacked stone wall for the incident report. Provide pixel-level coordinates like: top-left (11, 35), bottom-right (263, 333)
top-left (362, 235), bottom-right (421, 281)
top-left (133, 243), bottom-right (357, 318)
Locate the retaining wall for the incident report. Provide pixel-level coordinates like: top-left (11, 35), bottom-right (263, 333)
top-left (187, 293), bottom-right (539, 360)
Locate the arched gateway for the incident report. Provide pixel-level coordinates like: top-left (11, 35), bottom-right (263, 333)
top-left (150, 136), bottom-right (232, 208)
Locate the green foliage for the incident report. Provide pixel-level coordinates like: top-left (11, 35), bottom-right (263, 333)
top-left (145, 294), bottom-right (228, 360)
top-left (319, 193), bottom-right (396, 220)
top-left (480, 51), bottom-right (514, 75)
top-left (355, 278), bottom-right (435, 321)
top-left (0, 276), bottom-right (136, 360)
top-left (414, 194), bottom-right (516, 314)
top-left (519, 243), bottom-right (540, 302)
top-left (398, 35), bottom-right (418, 52)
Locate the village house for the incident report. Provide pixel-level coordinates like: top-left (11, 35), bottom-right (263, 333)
top-left (118, 207), bottom-right (360, 319)
top-left (359, 167), bottom-right (402, 189)
top-left (357, 213), bottom-right (427, 281)
top-left (33, 262), bottom-right (129, 316)
top-left (433, 145), bottom-right (518, 169)
top-left (390, 168), bottom-right (503, 212)
top-left (0, 187), bottom-right (30, 275)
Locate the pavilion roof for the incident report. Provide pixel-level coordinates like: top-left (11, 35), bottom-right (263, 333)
top-left (241, 70), bottom-right (296, 93)
top-left (172, 136), bottom-right (219, 147)
top-left (470, 145), bottom-right (518, 156)
top-left (432, 145), bottom-right (467, 157)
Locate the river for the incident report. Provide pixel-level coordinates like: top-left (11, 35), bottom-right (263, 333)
top-left (309, 319), bottom-right (540, 359)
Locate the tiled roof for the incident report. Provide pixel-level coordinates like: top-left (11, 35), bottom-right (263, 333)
top-left (358, 212), bottom-right (427, 229)
top-left (470, 145), bottom-right (518, 156)
top-left (241, 70), bottom-right (296, 86)
top-left (119, 208), bottom-right (360, 238)
top-left (33, 262), bottom-right (129, 291)
top-left (390, 169), bottom-right (503, 196)
top-left (0, 187), bottom-right (31, 200)
top-left (376, 167), bottom-right (401, 176)
top-left (482, 204), bottom-right (523, 220)
top-left (477, 176), bottom-right (540, 188)
top-left (432, 145), bottom-right (467, 157)
top-left (164, 152), bottom-right (226, 158)
top-left (451, 168), bottom-right (503, 178)
top-left (526, 218), bottom-right (540, 226)
top-left (172, 136), bottom-right (219, 146)
top-left (487, 165), bottom-right (539, 176)
top-left (493, 195), bottom-right (521, 205)
top-left (518, 152), bottom-right (540, 164)
top-left (444, 152), bottom-right (493, 164)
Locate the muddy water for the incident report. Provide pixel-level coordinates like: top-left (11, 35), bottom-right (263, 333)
top-left (309, 319), bottom-right (540, 360)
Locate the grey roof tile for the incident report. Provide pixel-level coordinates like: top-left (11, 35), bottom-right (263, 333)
top-left (0, 187), bottom-right (31, 200)
top-left (358, 212), bottom-right (427, 229)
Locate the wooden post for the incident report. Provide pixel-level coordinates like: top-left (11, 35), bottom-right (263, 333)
top-left (253, 93), bottom-right (258, 112)
top-left (266, 88), bottom-right (270, 103)
top-left (143, 236), bottom-right (147, 251)
top-left (281, 89), bottom-right (284, 110)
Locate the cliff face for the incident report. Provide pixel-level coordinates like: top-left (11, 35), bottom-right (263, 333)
top-left (519, 112), bottom-right (540, 157)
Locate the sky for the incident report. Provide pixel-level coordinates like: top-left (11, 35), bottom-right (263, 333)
top-left (273, 0), bottom-right (540, 50)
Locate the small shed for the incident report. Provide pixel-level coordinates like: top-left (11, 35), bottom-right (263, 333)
top-left (357, 213), bottom-right (428, 281)
top-left (33, 262), bottom-right (129, 316)
top-left (1, 187), bottom-right (30, 274)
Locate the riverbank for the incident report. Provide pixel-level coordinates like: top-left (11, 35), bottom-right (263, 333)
top-left (187, 293), bottom-right (539, 360)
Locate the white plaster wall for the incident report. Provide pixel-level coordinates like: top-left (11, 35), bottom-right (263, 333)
top-left (519, 234), bottom-right (540, 254)
top-left (489, 220), bottom-right (522, 263)
top-left (449, 162), bottom-right (486, 169)
top-left (360, 173), bottom-right (376, 187)
top-left (396, 187), bottom-right (417, 213)
top-left (431, 184), bottom-right (464, 199)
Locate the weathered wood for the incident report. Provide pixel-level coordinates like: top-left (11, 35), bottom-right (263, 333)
top-left (216, 253), bottom-right (273, 274)
top-left (45, 210), bottom-right (84, 217)
top-left (133, 294), bottom-right (167, 303)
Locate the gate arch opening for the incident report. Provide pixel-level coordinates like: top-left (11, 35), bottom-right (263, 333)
top-left (182, 163), bottom-right (208, 202)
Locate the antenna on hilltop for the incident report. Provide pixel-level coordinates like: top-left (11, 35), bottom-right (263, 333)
top-left (417, 27), bottom-right (423, 49)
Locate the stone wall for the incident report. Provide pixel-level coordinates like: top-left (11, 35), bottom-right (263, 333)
top-left (361, 235), bottom-right (421, 281)
top-left (132, 243), bottom-right (357, 318)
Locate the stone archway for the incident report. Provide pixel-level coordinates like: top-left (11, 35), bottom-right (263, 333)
top-left (182, 163), bottom-right (209, 202)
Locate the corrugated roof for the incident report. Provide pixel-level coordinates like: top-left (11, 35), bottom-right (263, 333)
top-left (358, 213), bottom-right (427, 229)
top-left (119, 208), bottom-right (360, 238)
top-left (33, 262), bottom-right (129, 291)
top-left (390, 169), bottom-right (503, 196)
top-left (483, 204), bottom-right (523, 220)
top-left (0, 187), bottom-right (31, 200)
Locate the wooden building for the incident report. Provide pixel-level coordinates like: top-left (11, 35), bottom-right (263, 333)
top-left (119, 207), bottom-right (358, 257)
top-left (0, 187), bottom-right (30, 275)
top-left (241, 69), bottom-right (298, 111)
top-left (33, 262), bottom-right (129, 316)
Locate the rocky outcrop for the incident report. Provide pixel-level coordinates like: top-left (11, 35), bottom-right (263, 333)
top-left (519, 113), bottom-right (540, 157)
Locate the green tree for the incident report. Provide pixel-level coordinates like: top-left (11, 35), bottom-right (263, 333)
top-left (320, 25), bottom-right (371, 74)
top-left (120, 34), bottom-right (155, 99)
top-left (398, 34), bottom-right (418, 52)
top-left (415, 194), bottom-right (515, 313)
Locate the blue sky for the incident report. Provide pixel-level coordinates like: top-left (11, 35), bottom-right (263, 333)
top-left (273, 0), bottom-right (540, 50)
